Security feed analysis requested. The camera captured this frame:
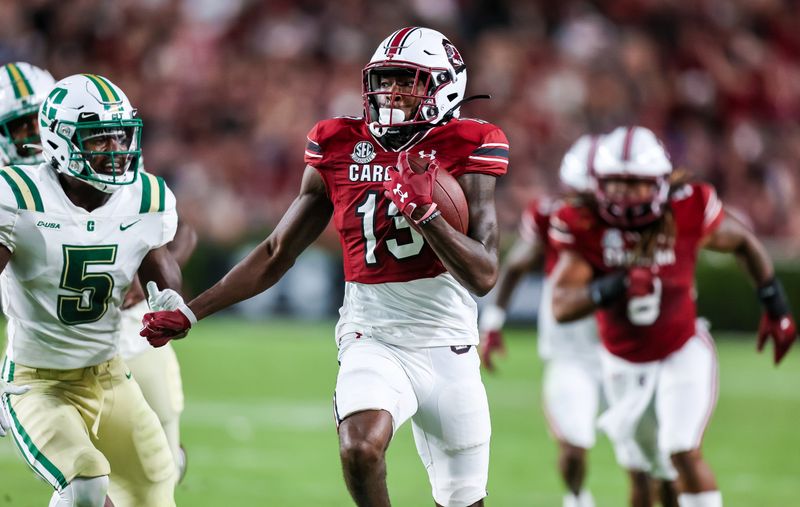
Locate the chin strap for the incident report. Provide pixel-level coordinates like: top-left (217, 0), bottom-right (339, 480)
top-left (440, 94), bottom-right (492, 122)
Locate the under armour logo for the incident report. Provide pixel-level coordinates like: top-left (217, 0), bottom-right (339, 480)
top-left (418, 150), bottom-right (436, 159)
top-left (393, 183), bottom-right (408, 203)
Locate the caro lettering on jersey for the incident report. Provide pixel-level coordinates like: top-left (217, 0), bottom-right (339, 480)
top-left (519, 196), bottom-right (562, 276)
top-left (305, 117), bottom-right (508, 284)
top-left (0, 164), bottom-right (178, 369)
top-left (549, 183), bottom-right (724, 363)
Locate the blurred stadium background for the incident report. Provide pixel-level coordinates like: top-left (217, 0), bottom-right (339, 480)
top-left (1, 0), bottom-right (799, 505)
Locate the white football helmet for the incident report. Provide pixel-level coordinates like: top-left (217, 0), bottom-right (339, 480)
top-left (559, 134), bottom-right (598, 193)
top-left (39, 74), bottom-right (141, 193)
top-left (0, 62), bottom-right (56, 165)
top-left (363, 27), bottom-right (467, 133)
top-left (592, 126), bottom-right (673, 227)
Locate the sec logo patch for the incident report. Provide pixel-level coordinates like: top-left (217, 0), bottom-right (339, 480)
top-left (351, 141), bottom-right (376, 164)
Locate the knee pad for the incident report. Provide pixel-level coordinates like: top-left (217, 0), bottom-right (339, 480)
top-left (49, 476), bottom-right (109, 507)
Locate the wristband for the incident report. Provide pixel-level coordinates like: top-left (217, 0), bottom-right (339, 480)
top-left (589, 271), bottom-right (627, 307)
top-left (757, 278), bottom-right (790, 318)
top-left (479, 305), bottom-right (506, 332)
top-left (418, 209), bottom-right (442, 227)
top-left (179, 303), bottom-right (198, 325)
top-left (413, 203), bottom-right (439, 226)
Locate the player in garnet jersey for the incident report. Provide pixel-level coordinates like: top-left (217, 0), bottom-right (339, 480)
top-left (140, 27), bottom-right (508, 507)
top-left (479, 135), bottom-right (678, 507)
top-left (549, 126), bottom-right (796, 507)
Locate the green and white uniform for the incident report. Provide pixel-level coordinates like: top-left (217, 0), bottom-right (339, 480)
top-left (0, 165), bottom-right (176, 369)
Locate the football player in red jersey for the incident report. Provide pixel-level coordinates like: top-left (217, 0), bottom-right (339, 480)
top-left (479, 135), bottom-right (678, 507)
top-left (140, 27), bottom-right (508, 507)
top-left (549, 126), bottom-right (796, 507)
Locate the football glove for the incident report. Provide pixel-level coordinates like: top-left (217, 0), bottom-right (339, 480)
top-left (756, 278), bottom-right (796, 365)
top-left (0, 380), bottom-right (30, 437)
top-left (383, 151), bottom-right (439, 223)
top-left (478, 305), bottom-right (507, 372)
top-left (626, 266), bottom-right (661, 326)
top-left (145, 281), bottom-right (186, 312)
top-left (140, 309), bottom-right (194, 348)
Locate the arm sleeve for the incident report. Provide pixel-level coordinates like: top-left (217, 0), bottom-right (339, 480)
top-left (464, 125), bottom-right (509, 177)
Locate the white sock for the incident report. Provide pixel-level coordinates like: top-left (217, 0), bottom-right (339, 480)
top-left (48, 476), bottom-right (109, 507)
top-left (563, 490), bottom-right (595, 507)
top-left (678, 491), bottom-right (722, 507)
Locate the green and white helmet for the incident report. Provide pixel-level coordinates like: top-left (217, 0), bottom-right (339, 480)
top-left (0, 62), bottom-right (56, 165)
top-left (39, 74), bottom-right (142, 193)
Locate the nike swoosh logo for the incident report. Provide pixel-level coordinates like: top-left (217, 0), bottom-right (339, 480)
top-left (120, 219), bottom-right (142, 231)
top-left (125, 371), bottom-right (132, 379)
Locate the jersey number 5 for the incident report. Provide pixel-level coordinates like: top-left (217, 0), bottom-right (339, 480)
top-left (356, 191), bottom-right (424, 265)
top-left (58, 245), bottom-right (118, 325)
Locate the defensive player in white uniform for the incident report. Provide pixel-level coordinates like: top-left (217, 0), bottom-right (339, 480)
top-left (479, 135), bottom-right (603, 507)
top-left (141, 27), bottom-right (507, 507)
top-left (0, 73), bottom-right (181, 506)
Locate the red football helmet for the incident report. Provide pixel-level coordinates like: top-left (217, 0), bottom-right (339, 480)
top-left (592, 126), bottom-right (672, 228)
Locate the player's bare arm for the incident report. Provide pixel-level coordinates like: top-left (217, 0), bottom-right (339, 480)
top-left (701, 211), bottom-right (773, 284)
top-left (138, 244), bottom-right (183, 293)
top-left (0, 244), bottom-right (11, 275)
top-left (187, 165), bottom-right (333, 320)
top-left (494, 233), bottom-right (545, 308)
top-left (415, 173), bottom-right (500, 296)
top-left (551, 249), bottom-right (596, 323)
top-left (701, 209), bottom-right (796, 364)
top-left (168, 221), bottom-right (199, 267)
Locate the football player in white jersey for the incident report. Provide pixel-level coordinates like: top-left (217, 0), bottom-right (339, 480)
top-left (0, 73), bottom-right (181, 506)
top-left (0, 62), bottom-right (55, 166)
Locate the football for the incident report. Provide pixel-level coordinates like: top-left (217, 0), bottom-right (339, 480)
top-left (406, 154), bottom-right (469, 233)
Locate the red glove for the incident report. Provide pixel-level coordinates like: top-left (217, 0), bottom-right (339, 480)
top-left (757, 313), bottom-right (797, 365)
top-left (626, 266), bottom-right (657, 297)
top-left (140, 310), bottom-right (192, 348)
top-left (383, 151), bottom-right (438, 221)
top-left (479, 330), bottom-right (506, 372)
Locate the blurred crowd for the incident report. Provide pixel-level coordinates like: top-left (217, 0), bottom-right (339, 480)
top-left (1, 0), bottom-right (799, 249)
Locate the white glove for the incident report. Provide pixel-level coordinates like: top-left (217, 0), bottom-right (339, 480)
top-left (146, 281), bottom-right (186, 312)
top-left (145, 281), bottom-right (197, 324)
top-left (0, 379), bottom-right (31, 437)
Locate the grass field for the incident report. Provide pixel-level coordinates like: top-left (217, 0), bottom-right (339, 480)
top-left (1, 318), bottom-right (798, 506)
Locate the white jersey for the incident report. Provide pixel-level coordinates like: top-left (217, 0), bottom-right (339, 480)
top-left (118, 300), bottom-right (151, 359)
top-left (537, 277), bottom-right (601, 362)
top-left (0, 164), bottom-right (177, 369)
top-left (336, 272), bottom-right (479, 347)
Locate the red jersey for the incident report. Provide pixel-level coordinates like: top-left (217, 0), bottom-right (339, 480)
top-left (519, 197), bottom-right (560, 276)
top-left (550, 183), bottom-right (724, 362)
top-left (304, 117), bottom-right (508, 284)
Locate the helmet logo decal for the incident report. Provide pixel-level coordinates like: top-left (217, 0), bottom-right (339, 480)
top-left (351, 141), bottom-right (376, 163)
top-left (442, 40), bottom-right (465, 73)
top-left (384, 27), bottom-right (419, 58)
